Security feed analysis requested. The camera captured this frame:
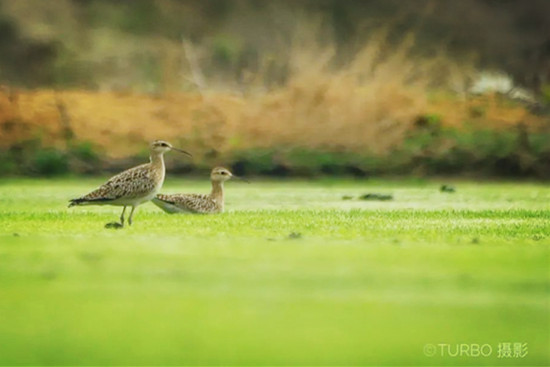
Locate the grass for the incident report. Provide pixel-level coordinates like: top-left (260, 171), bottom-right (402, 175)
top-left (0, 177), bottom-right (549, 365)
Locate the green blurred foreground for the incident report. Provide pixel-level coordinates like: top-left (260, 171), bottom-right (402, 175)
top-left (0, 178), bottom-right (549, 365)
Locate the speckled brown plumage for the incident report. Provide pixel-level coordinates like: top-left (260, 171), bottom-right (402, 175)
top-left (68, 140), bottom-right (191, 228)
top-left (70, 163), bottom-right (164, 205)
top-left (152, 167), bottom-right (240, 214)
top-left (155, 193), bottom-right (221, 213)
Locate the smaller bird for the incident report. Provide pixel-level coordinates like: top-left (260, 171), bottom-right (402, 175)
top-left (152, 167), bottom-right (247, 214)
top-left (68, 140), bottom-right (191, 228)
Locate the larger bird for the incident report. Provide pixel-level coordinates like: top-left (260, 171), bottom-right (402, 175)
top-left (69, 140), bottom-right (191, 228)
top-left (152, 167), bottom-right (246, 214)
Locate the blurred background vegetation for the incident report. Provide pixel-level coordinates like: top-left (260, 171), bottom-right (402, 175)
top-left (0, 0), bottom-right (549, 177)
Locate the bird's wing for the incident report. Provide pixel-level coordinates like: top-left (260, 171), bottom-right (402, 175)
top-left (81, 164), bottom-right (157, 201)
top-left (156, 193), bottom-right (218, 213)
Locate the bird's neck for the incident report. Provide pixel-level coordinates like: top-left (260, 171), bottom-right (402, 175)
top-left (150, 152), bottom-right (165, 173)
top-left (211, 180), bottom-right (224, 203)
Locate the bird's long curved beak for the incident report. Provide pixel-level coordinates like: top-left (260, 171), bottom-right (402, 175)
top-left (171, 147), bottom-right (192, 157)
top-left (232, 175), bottom-right (250, 183)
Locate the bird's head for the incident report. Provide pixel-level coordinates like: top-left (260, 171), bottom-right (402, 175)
top-left (150, 140), bottom-right (192, 157)
top-left (211, 167), bottom-right (233, 182)
top-left (210, 167), bottom-right (249, 183)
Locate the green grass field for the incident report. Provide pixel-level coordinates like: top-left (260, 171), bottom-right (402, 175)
top-left (0, 177), bottom-right (549, 366)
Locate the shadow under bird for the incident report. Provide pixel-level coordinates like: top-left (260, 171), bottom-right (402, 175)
top-left (152, 167), bottom-right (247, 214)
top-left (68, 140), bottom-right (191, 228)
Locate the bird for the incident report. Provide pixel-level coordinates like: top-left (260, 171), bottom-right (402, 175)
top-left (68, 140), bottom-right (191, 228)
top-left (152, 167), bottom-right (247, 214)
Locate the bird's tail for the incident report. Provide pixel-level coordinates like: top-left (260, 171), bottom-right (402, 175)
top-left (151, 197), bottom-right (179, 214)
top-left (68, 198), bottom-right (86, 208)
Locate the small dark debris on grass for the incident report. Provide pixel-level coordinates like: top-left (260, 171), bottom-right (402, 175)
top-left (359, 193), bottom-right (393, 201)
top-left (342, 195), bottom-right (354, 200)
top-left (287, 232), bottom-right (302, 239)
top-left (105, 222), bottom-right (123, 229)
top-left (471, 237), bottom-right (480, 244)
top-left (440, 184), bottom-right (456, 193)
top-left (13, 233), bottom-right (19, 237)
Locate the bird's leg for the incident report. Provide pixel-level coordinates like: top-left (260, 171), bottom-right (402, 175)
top-left (128, 206), bottom-right (136, 226)
top-left (105, 206), bottom-right (126, 229)
top-left (120, 206), bottom-right (127, 226)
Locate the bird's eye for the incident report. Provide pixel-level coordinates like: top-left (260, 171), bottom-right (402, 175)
top-left (221, 171), bottom-right (227, 175)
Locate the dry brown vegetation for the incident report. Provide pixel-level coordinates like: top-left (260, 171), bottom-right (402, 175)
top-left (0, 34), bottom-right (543, 164)
top-left (0, 88), bottom-right (541, 159)
top-left (1, 22), bottom-right (548, 178)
